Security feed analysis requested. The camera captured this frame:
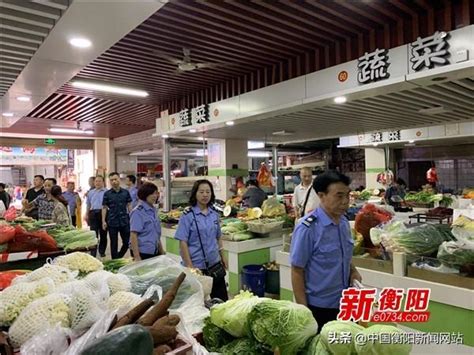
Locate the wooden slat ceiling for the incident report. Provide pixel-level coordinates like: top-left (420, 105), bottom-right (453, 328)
top-left (23, 0), bottom-right (472, 137)
top-left (0, 0), bottom-right (69, 97)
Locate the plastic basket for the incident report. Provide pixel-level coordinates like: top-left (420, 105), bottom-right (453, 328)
top-left (246, 220), bottom-right (283, 234)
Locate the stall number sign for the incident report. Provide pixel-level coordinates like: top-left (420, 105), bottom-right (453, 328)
top-left (178, 104), bottom-right (210, 128)
top-left (44, 138), bottom-right (56, 145)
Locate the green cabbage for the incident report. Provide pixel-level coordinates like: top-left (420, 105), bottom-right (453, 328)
top-left (202, 317), bottom-right (234, 352)
top-left (210, 291), bottom-right (265, 337)
top-left (248, 299), bottom-right (318, 355)
top-left (219, 337), bottom-right (272, 355)
top-left (320, 321), bottom-right (364, 355)
top-left (355, 325), bottom-right (412, 355)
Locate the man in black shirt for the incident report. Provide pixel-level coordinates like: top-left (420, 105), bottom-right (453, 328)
top-left (102, 172), bottom-right (132, 259)
top-left (22, 175), bottom-right (45, 220)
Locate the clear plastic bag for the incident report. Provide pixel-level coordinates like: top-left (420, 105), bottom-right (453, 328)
top-left (63, 310), bottom-right (117, 355)
top-left (20, 325), bottom-right (71, 355)
top-left (172, 312), bottom-right (210, 355)
top-left (119, 255), bottom-right (208, 332)
top-left (261, 197), bottom-right (286, 217)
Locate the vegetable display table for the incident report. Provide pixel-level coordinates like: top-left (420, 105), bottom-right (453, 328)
top-left (408, 213), bottom-right (452, 224)
top-left (276, 250), bottom-right (474, 351)
top-left (161, 227), bottom-right (284, 295)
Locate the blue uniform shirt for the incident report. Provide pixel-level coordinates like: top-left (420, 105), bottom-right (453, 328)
top-left (63, 191), bottom-right (78, 216)
top-left (129, 201), bottom-right (161, 255)
top-left (175, 205), bottom-right (221, 269)
top-left (290, 207), bottom-right (353, 309)
top-left (103, 188), bottom-right (132, 228)
top-left (86, 188), bottom-right (106, 210)
top-left (128, 186), bottom-right (138, 208)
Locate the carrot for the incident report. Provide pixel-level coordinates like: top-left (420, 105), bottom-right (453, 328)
top-left (148, 325), bottom-right (178, 346)
top-left (137, 272), bottom-right (186, 326)
top-left (112, 298), bottom-right (154, 330)
top-left (152, 315), bottom-right (180, 329)
top-left (154, 344), bottom-right (172, 355)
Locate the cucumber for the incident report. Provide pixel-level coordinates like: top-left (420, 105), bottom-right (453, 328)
top-left (80, 324), bottom-right (153, 355)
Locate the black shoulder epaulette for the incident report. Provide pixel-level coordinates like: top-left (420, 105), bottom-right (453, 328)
top-left (302, 215), bottom-right (317, 228)
top-left (182, 207), bottom-right (192, 215)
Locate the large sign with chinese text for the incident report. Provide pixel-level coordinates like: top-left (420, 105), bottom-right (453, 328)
top-left (0, 147), bottom-right (68, 165)
top-left (178, 104), bottom-right (210, 128)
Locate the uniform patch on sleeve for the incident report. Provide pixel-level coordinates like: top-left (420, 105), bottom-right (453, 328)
top-left (302, 215), bottom-right (317, 228)
top-left (182, 207), bottom-right (192, 215)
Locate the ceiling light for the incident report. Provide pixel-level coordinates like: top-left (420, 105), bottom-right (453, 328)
top-left (71, 81), bottom-right (148, 97)
top-left (49, 128), bottom-right (94, 135)
top-left (408, 140), bottom-right (415, 143)
top-left (272, 130), bottom-right (294, 136)
top-left (2, 112), bottom-right (14, 117)
top-left (189, 129), bottom-right (197, 133)
top-left (195, 149), bottom-right (208, 157)
top-left (69, 38), bottom-right (92, 48)
top-left (334, 96), bottom-right (347, 104)
top-left (248, 151), bottom-right (272, 158)
top-left (226, 121), bottom-right (235, 126)
top-left (16, 96), bottom-right (30, 102)
top-left (198, 137), bottom-right (205, 141)
top-left (248, 141), bottom-right (265, 149)
top-left (373, 143), bottom-right (379, 147)
top-left (161, 134), bottom-right (169, 139)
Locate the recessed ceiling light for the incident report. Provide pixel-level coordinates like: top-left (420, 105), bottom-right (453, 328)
top-left (272, 130), bottom-right (294, 136)
top-left (2, 112), bottom-right (14, 117)
top-left (49, 128), bottom-right (94, 135)
top-left (71, 81), bottom-right (148, 97)
top-left (69, 38), bottom-right (92, 48)
top-left (161, 134), bottom-right (169, 139)
top-left (17, 96), bottom-right (30, 102)
top-left (408, 140), bottom-right (415, 143)
top-left (226, 121), bottom-right (235, 126)
top-left (198, 137), bottom-right (206, 141)
top-left (373, 143), bottom-right (379, 147)
top-left (334, 96), bottom-right (347, 104)
top-left (189, 129), bottom-right (197, 133)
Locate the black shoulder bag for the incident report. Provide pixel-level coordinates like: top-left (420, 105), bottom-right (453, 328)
top-left (191, 210), bottom-right (226, 279)
top-left (301, 187), bottom-right (313, 218)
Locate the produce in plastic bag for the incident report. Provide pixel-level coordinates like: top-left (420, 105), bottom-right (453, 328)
top-left (68, 287), bottom-right (105, 331)
top-left (3, 206), bottom-right (17, 221)
top-left (20, 325), bottom-right (71, 355)
top-left (210, 290), bottom-right (265, 338)
top-left (437, 241), bottom-right (474, 272)
top-left (119, 256), bottom-right (208, 333)
top-left (355, 204), bottom-right (392, 248)
top-left (8, 230), bottom-right (58, 252)
top-left (107, 273), bottom-right (132, 294)
top-left (261, 197), bottom-right (286, 218)
top-left (12, 263), bottom-right (76, 285)
top-left (0, 278), bottom-right (54, 326)
top-left (9, 293), bottom-right (71, 348)
top-left (53, 252), bottom-right (103, 276)
top-left (248, 299), bottom-right (317, 355)
top-left (451, 215), bottom-right (474, 247)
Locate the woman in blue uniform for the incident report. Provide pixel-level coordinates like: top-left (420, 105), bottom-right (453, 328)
top-left (175, 179), bottom-right (228, 301)
top-left (129, 182), bottom-right (165, 261)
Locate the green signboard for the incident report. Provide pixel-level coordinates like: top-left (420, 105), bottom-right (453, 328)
top-left (44, 138), bottom-right (56, 145)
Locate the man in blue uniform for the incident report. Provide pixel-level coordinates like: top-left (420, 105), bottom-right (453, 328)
top-left (102, 172), bottom-right (132, 259)
top-left (290, 171), bottom-right (362, 331)
top-left (126, 174), bottom-right (139, 208)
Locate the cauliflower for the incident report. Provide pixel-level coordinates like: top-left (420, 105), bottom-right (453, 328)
top-left (12, 264), bottom-right (75, 285)
top-left (9, 293), bottom-right (70, 348)
top-left (53, 252), bottom-right (103, 275)
top-left (107, 274), bottom-right (132, 294)
top-left (107, 291), bottom-right (142, 312)
top-left (0, 278), bottom-right (54, 326)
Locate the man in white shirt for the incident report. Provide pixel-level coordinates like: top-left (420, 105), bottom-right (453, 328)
top-left (293, 167), bottom-right (320, 218)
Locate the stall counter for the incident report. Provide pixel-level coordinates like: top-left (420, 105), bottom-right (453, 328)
top-left (162, 227), bottom-right (283, 295)
top-left (276, 250), bottom-right (474, 349)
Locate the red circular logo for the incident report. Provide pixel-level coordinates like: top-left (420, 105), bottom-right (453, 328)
top-left (338, 71), bottom-right (348, 82)
top-left (213, 108), bottom-right (219, 117)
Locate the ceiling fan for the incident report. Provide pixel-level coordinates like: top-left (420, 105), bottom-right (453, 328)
top-left (153, 47), bottom-right (228, 73)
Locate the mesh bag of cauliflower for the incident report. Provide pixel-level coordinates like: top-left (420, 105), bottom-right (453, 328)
top-left (53, 252), bottom-right (103, 276)
top-left (12, 264), bottom-right (76, 286)
top-left (8, 293), bottom-right (71, 348)
top-left (107, 291), bottom-right (142, 315)
top-left (0, 278), bottom-right (55, 326)
top-left (84, 270), bottom-right (131, 296)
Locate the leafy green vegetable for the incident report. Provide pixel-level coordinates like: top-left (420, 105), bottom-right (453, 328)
top-left (355, 325), bottom-right (412, 355)
top-left (437, 241), bottom-right (474, 269)
top-left (210, 290), bottom-right (265, 337)
top-left (202, 317), bottom-right (234, 352)
top-left (103, 258), bottom-right (133, 273)
top-left (219, 337), bottom-right (272, 355)
top-left (320, 321), bottom-right (364, 355)
top-left (248, 299), bottom-right (317, 355)
top-left (392, 224), bottom-right (454, 256)
top-left (358, 190), bottom-right (372, 201)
